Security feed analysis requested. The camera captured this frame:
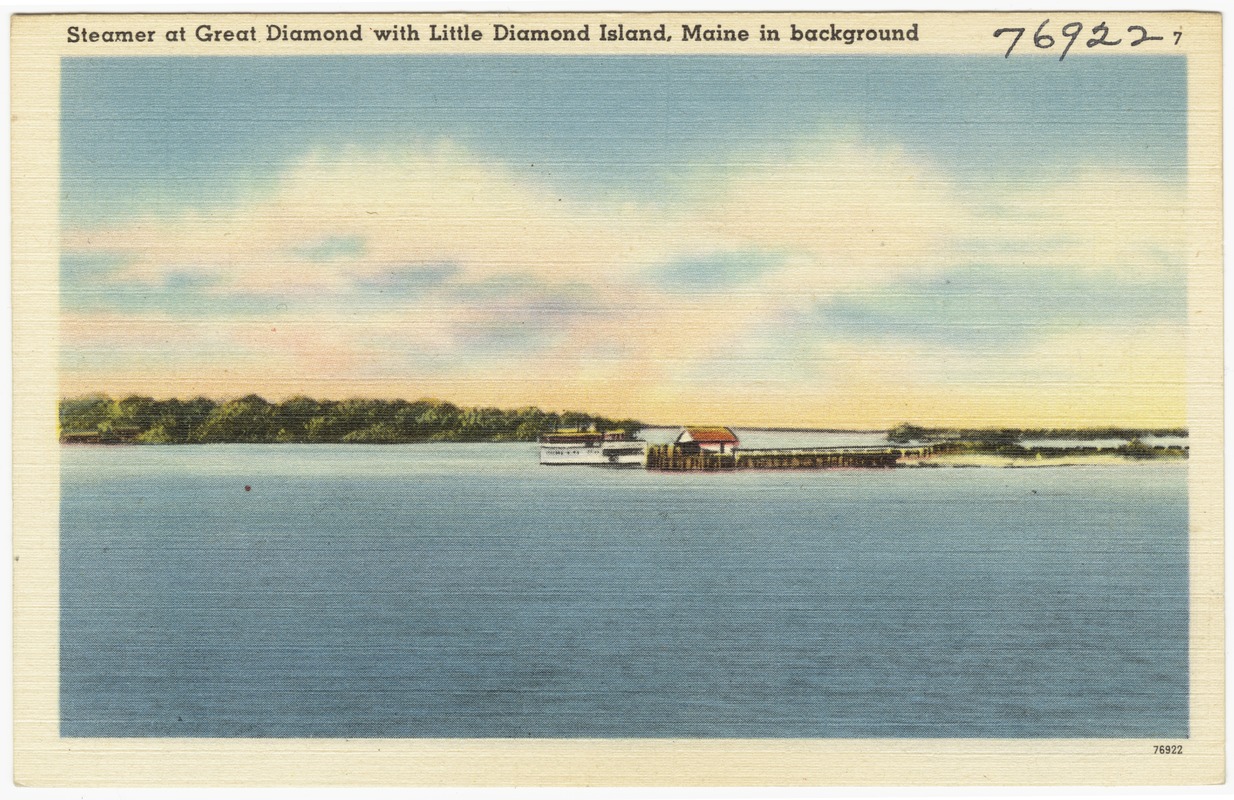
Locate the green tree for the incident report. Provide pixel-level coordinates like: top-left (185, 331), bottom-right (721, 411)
top-left (887, 423), bottom-right (929, 443)
top-left (61, 393), bottom-right (643, 445)
top-left (192, 395), bottom-right (277, 443)
top-left (59, 393), bottom-right (113, 434)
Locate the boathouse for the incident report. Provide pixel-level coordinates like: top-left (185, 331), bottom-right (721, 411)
top-left (675, 426), bottom-right (740, 454)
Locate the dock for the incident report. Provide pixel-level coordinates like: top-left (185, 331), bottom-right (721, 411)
top-left (645, 445), bottom-right (737, 471)
top-left (645, 444), bottom-right (935, 471)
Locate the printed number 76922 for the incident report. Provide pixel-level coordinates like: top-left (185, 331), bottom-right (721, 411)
top-left (1153, 745), bottom-right (1184, 755)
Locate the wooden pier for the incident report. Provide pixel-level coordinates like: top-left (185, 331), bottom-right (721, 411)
top-left (645, 445), bottom-right (737, 471)
top-left (645, 444), bottom-right (934, 471)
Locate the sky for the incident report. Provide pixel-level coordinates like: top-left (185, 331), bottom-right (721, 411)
top-left (60, 55), bottom-right (1188, 427)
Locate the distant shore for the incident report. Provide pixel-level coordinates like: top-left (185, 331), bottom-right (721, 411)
top-left (59, 393), bottom-right (1187, 468)
top-left (59, 393), bottom-right (641, 445)
top-left (905, 452), bottom-right (1188, 469)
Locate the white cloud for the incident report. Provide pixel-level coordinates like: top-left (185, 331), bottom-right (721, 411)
top-left (60, 136), bottom-right (1188, 425)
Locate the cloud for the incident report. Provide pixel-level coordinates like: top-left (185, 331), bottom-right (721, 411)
top-left (60, 136), bottom-right (1188, 426)
top-left (690, 138), bottom-right (971, 283)
top-left (351, 263), bottom-right (460, 297)
top-left (293, 234), bottom-right (367, 262)
top-left (956, 173), bottom-right (1189, 277)
top-left (651, 250), bottom-right (786, 291)
top-left (807, 266), bottom-right (1185, 351)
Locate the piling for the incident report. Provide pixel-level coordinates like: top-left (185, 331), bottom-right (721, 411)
top-left (645, 443), bottom-right (933, 471)
top-left (645, 444), bottom-right (736, 471)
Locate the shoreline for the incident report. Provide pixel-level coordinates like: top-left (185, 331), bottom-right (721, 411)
top-left (641, 424), bottom-right (887, 434)
top-left (902, 452), bottom-right (1188, 469)
top-left (60, 441), bottom-right (1189, 470)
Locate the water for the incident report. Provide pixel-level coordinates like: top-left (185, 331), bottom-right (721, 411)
top-left (1019, 437), bottom-right (1135, 449)
top-left (1020, 436), bottom-right (1189, 450)
top-left (61, 444), bottom-right (1189, 738)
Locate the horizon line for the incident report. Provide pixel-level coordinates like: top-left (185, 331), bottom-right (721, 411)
top-left (58, 393), bottom-right (1189, 434)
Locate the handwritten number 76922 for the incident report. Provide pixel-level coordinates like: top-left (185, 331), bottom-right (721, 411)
top-left (994, 20), bottom-right (1179, 60)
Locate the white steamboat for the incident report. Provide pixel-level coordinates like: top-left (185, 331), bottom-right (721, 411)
top-left (539, 429), bottom-right (647, 466)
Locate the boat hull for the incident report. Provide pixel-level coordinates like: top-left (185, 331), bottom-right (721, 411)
top-left (539, 442), bottom-right (646, 466)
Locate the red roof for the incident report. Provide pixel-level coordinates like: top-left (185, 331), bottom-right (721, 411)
top-left (679, 426), bottom-right (739, 444)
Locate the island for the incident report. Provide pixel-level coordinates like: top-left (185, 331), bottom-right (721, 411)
top-left (58, 394), bottom-right (642, 445)
top-left (59, 394), bottom-right (1188, 468)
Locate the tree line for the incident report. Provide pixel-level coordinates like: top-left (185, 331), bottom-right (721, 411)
top-left (59, 394), bottom-right (643, 444)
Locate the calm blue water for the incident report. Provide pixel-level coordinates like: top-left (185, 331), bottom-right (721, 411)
top-left (61, 444), bottom-right (1189, 738)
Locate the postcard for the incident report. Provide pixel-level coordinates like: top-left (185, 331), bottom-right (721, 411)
top-left (10, 10), bottom-right (1224, 786)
